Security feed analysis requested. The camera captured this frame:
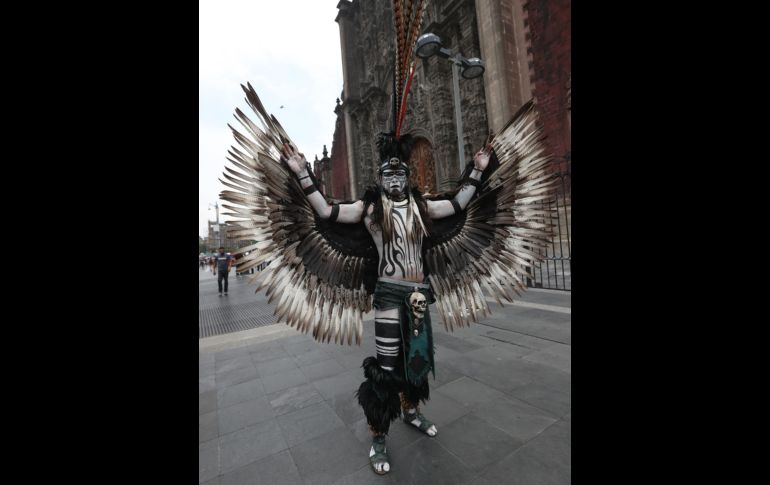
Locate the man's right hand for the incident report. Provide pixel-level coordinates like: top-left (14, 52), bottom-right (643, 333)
top-left (281, 143), bottom-right (307, 175)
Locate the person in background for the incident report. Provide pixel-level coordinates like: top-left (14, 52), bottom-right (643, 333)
top-left (215, 246), bottom-right (234, 296)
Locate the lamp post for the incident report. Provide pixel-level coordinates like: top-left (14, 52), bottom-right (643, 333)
top-left (415, 33), bottom-right (485, 176)
top-left (208, 202), bottom-right (221, 251)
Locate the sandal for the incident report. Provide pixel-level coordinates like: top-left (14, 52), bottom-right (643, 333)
top-left (403, 411), bottom-right (438, 437)
top-left (369, 435), bottom-right (390, 475)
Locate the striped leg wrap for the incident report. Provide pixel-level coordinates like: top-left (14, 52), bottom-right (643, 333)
top-left (374, 308), bottom-right (401, 370)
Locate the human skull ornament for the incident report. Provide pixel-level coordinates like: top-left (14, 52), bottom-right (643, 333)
top-left (409, 292), bottom-right (427, 319)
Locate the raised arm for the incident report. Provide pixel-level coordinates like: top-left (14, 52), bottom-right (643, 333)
top-left (282, 144), bottom-right (364, 223)
top-left (427, 145), bottom-right (491, 219)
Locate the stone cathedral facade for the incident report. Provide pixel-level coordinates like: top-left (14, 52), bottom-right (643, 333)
top-left (321, 0), bottom-right (570, 204)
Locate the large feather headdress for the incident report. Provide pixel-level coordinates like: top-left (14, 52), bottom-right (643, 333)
top-left (391, 0), bottom-right (428, 139)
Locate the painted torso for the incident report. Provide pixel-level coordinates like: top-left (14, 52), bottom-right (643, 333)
top-left (364, 199), bottom-right (424, 282)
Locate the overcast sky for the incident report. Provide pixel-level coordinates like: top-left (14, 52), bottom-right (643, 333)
top-left (199, 0), bottom-right (344, 237)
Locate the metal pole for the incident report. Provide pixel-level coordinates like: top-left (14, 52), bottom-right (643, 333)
top-left (450, 58), bottom-right (465, 176)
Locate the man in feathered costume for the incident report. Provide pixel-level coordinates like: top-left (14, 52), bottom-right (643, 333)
top-left (282, 132), bottom-right (490, 473)
top-left (218, 1), bottom-right (556, 475)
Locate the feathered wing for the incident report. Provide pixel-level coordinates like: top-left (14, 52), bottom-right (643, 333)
top-left (219, 83), bottom-right (378, 345)
top-left (424, 101), bottom-right (558, 331)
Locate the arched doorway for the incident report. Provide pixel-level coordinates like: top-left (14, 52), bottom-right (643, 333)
top-left (408, 137), bottom-right (436, 194)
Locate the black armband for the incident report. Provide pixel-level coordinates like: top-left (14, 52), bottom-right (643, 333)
top-left (297, 175), bottom-right (311, 181)
top-left (464, 177), bottom-right (482, 189)
top-left (303, 184), bottom-right (318, 196)
top-left (328, 203), bottom-right (340, 222)
top-left (450, 199), bottom-right (461, 215)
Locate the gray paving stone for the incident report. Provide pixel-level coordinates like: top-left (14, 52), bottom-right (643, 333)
top-left (513, 289), bottom-right (571, 308)
top-left (434, 376), bottom-right (511, 408)
top-left (200, 410), bottom-right (219, 443)
top-left (201, 478), bottom-right (221, 485)
top-left (419, 389), bottom-right (471, 427)
top-left (218, 395), bottom-right (275, 435)
top-left (331, 464), bottom-right (400, 484)
top-left (432, 330), bottom-right (484, 354)
top-left (436, 413), bottom-right (522, 471)
top-left (331, 351), bottom-right (369, 370)
top-left (446, 353), bottom-right (538, 395)
top-left (199, 353), bottom-right (216, 365)
top-left (216, 355), bottom-right (255, 374)
top-left (347, 418), bottom-right (373, 446)
top-left (260, 367), bottom-right (309, 394)
top-left (432, 343), bottom-right (464, 363)
top-left (218, 378), bottom-right (265, 408)
top-left (478, 328), bottom-right (556, 351)
top-left (276, 401), bottom-right (347, 448)
top-left (464, 342), bottom-right (536, 362)
top-left (200, 362), bottom-right (216, 378)
top-left (457, 330), bottom-right (499, 348)
top-left (246, 340), bottom-right (285, 356)
top-left (267, 383), bottom-right (325, 416)
top-left (289, 427), bottom-right (369, 485)
top-left (530, 365), bottom-right (571, 393)
top-left (200, 390), bottom-right (217, 415)
top-left (312, 368), bottom-right (362, 401)
top-left (200, 374), bottom-right (217, 394)
top-left (541, 341), bottom-right (571, 359)
top-left (327, 391), bottom-right (363, 425)
top-left (199, 438), bottom-right (219, 483)
top-left (283, 339), bottom-right (319, 357)
top-left (430, 361), bottom-right (464, 388)
top-left (250, 345), bottom-right (291, 364)
top-left (482, 317), bottom-right (571, 345)
top-left (507, 383), bottom-right (571, 418)
top-left (219, 449), bottom-right (301, 485)
top-left (255, 356), bottom-right (297, 377)
top-left (299, 358), bottom-right (346, 381)
top-left (466, 476), bottom-right (498, 485)
top-left (219, 419), bottom-right (288, 474)
top-left (386, 435), bottom-right (475, 485)
top-left (280, 334), bottom-right (314, 346)
top-left (216, 346), bottom-right (254, 362)
top-left (471, 396), bottom-right (558, 442)
top-left (523, 348), bottom-right (572, 371)
top-left (293, 348), bottom-right (333, 367)
top-left (480, 420), bottom-right (570, 485)
top-left (499, 307), bottom-right (572, 326)
top-left (217, 365), bottom-right (260, 389)
top-left (329, 341), bottom-right (369, 356)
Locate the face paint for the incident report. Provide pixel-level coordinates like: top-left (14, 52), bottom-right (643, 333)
top-left (381, 168), bottom-right (407, 199)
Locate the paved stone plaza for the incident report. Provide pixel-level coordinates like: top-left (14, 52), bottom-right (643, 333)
top-left (199, 268), bottom-right (570, 484)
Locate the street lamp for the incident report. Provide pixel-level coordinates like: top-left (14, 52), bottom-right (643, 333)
top-left (415, 33), bottom-right (485, 175)
top-left (208, 202), bottom-right (221, 251)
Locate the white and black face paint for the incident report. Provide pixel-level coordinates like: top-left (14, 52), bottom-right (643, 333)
top-left (380, 167), bottom-right (408, 200)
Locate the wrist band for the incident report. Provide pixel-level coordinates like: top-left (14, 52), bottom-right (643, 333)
top-left (303, 184), bottom-right (318, 195)
top-left (465, 178), bottom-right (482, 189)
top-left (298, 175), bottom-right (310, 181)
top-left (328, 203), bottom-right (340, 222)
top-left (450, 199), bottom-right (461, 215)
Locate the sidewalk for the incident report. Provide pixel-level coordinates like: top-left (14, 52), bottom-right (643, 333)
top-left (199, 289), bottom-right (571, 485)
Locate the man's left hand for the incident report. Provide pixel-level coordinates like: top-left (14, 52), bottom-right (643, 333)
top-left (473, 144), bottom-right (492, 171)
